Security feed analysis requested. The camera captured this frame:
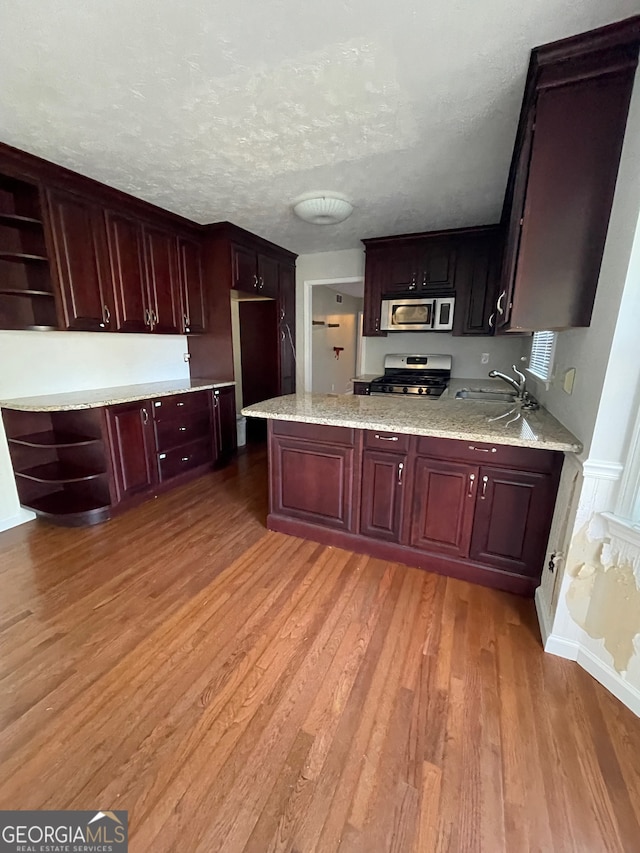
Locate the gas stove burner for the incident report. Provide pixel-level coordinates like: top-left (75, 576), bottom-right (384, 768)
top-left (369, 353), bottom-right (451, 399)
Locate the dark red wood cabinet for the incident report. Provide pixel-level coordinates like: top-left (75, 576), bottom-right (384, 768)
top-left (231, 243), bottom-right (279, 298)
top-left (107, 400), bottom-right (157, 501)
top-left (212, 385), bottom-right (237, 466)
top-left (104, 211), bottom-right (149, 333)
top-left (360, 448), bottom-right (406, 542)
top-left (267, 423), bottom-right (563, 595)
top-left (362, 226), bottom-right (501, 338)
top-left (278, 262), bottom-right (296, 396)
top-left (496, 22), bottom-right (639, 332)
top-left (46, 188), bottom-right (114, 332)
top-left (178, 237), bottom-right (206, 335)
top-left (143, 226), bottom-right (181, 334)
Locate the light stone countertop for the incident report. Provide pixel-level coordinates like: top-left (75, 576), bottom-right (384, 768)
top-left (242, 383), bottom-right (582, 454)
top-left (1, 377), bottom-right (235, 412)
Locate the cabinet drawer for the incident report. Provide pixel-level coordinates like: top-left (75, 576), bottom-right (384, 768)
top-left (364, 430), bottom-right (410, 452)
top-left (415, 435), bottom-right (560, 473)
top-left (272, 420), bottom-right (354, 446)
top-left (157, 438), bottom-right (212, 481)
top-left (155, 411), bottom-right (212, 452)
top-left (152, 391), bottom-right (209, 422)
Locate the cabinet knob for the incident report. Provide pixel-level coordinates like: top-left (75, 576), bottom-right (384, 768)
top-left (179, 426), bottom-right (187, 431)
top-left (181, 456), bottom-right (190, 462)
top-left (177, 402), bottom-right (185, 407)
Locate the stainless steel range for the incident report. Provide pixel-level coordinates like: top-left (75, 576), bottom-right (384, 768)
top-left (370, 354), bottom-right (451, 398)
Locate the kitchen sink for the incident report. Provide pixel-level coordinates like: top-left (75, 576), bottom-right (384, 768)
top-left (454, 389), bottom-right (518, 402)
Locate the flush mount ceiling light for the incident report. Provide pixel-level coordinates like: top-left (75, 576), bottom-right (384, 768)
top-left (292, 192), bottom-right (354, 225)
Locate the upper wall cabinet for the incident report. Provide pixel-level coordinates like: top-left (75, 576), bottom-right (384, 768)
top-left (47, 188), bottom-right (114, 332)
top-left (496, 19), bottom-right (640, 332)
top-left (0, 141), bottom-right (206, 335)
top-left (231, 243), bottom-right (280, 298)
top-left (362, 225), bottom-right (501, 337)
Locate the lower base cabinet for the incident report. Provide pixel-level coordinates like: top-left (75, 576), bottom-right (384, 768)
top-left (267, 421), bottom-right (563, 595)
top-left (2, 386), bottom-right (237, 527)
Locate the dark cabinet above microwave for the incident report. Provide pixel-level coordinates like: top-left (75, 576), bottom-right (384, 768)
top-left (362, 225), bottom-right (501, 337)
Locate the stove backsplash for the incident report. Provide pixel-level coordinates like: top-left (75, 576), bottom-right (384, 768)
top-left (361, 332), bottom-right (530, 380)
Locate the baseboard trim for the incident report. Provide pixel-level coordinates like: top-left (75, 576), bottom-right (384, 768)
top-left (534, 586), bottom-right (552, 645)
top-left (0, 508), bottom-right (35, 533)
top-left (545, 631), bottom-right (640, 717)
top-left (576, 646), bottom-right (640, 718)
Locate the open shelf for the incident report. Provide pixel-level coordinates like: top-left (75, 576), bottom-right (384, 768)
top-left (0, 252), bottom-right (49, 263)
top-left (26, 492), bottom-right (111, 527)
top-left (16, 461), bottom-right (107, 484)
top-left (9, 430), bottom-right (101, 448)
top-left (0, 212), bottom-right (43, 229)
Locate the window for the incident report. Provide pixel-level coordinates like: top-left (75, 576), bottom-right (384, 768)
top-left (528, 331), bottom-right (557, 381)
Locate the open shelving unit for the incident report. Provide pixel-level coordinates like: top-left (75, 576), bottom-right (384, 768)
top-left (0, 174), bottom-right (59, 331)
top-left (1, 408), bottom-right (113, 526)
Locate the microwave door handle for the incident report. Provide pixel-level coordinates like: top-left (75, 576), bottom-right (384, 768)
top-left (432, 299), bottom-right (437, 329)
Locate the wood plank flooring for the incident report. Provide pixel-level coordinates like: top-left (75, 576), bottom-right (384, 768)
top-left (1, 443), bottom-right (639, 852)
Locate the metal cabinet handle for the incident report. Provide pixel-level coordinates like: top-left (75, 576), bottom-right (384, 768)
top-left (480, 475), bottom-right (489, 499)
top-left (184, 313), bottom-right (190, 333)
top-left (468, 445), bottom-right (497, 453)
top-left (280, 307), bottom-right (285, 321)
top-left (258, 276), bottom-right (264, 290)
top-left (213, 395), bottom-right (218, 407)
top-left (497, 291), bottom-right (506, 315)
top-left (144, 308), bottom-right (151, 326)
top-left (281, 330), bottom-right (286, 341)
top-left (374, 434), bottom-right (399, 441)
top-left (374, 318), bottom-right (380, 331)
top-left (179, 426), bottom-right (187, 431)
top-left (252, 274), bottom-right (259, 289)
top-left (467, 473), bottom-right (476, 498)
top-left (488, 312), bottom-right (495, 328)
top-left (151, 309), bottom-right (158, 325)
top-left (409, 274), bottom-right (417, 291)
top-left (181, 456), bottom-right (190, 462)
top-left (142, 407), bottom-right (149, 424)
top-left (103, 305), bottom-right (111, 325)
top-left (397, 462), bottom-right (404, 486)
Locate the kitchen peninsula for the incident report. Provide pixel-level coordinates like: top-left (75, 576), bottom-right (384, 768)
top-left (243, 389), bottom-right (581, 595)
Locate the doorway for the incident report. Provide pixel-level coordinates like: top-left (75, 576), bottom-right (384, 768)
top-left (307, 281), bottom-right (364, 394)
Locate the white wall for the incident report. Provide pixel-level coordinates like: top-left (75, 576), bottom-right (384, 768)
top-left (0, 331), bottom-right (189, 530)
top-left (311, 286), bottom-right (363, 393)
top-left (296, 248), bottom-right (365, 391)
top-left (361, 331), bottom-right (528, 379)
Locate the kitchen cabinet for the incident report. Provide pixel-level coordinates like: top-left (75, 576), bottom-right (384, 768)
top-left (469, 466), bottom-right (556, 576)
top-left (353, 381), bottom-right (371, 396)
top-left (409, 457), bottom-right (477, 557)
top-left (231, 243), bottom-right (279, 298)
top-left (0, 173), bottom-right (58, 331)
top-left (360, 449), bottom-right (406, 542)
top-left (269, 421), bottom-right (355, 531)
top-left (107, 400), bottom-right (157, 501)
top-left (212, 385), bottom-right (237, 466)
top-left (362, 226), bottom-right (500, 338)
top-left (105, 211), bottom-right (149, 333)
top-left (46, 188), bottom-right (114, 331)
top-left (178, 236), bottom-right (206, 334)
top-left (143, 226), bottom-right (181, 334)
top-left (496, 23), bottom-right (639, 332)
top-left (266, 423), bottom-right (563, 595)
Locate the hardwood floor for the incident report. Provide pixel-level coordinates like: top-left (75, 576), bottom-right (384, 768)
top-left (1, 443), bottom-right (639, 852)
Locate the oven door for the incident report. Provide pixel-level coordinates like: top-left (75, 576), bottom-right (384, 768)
top-left (381, 299), bottom-right (433, 331)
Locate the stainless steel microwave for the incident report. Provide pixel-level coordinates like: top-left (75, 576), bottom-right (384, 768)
top-left (380, 297), bottom-right (455, 331)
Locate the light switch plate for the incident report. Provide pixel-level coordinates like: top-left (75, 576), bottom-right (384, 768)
top-left (563, 368), bottom-right (576, 395)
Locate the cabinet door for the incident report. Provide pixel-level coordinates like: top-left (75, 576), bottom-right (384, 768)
top-left (270, 436), bottom-right (355, 530)
top-left (419, 239), bottom-right (456, 292)
top-left (178, 237), bottom-right (206, 334)
top-left (363, 252), bottom-right (386, 336)
top-left (278, 262), bottom-right (296, 395)
top-left (107, 401), bottom-right (156, 501)
top-left (409, 457), bottom-right (477, 557)
top-left (380, 246), bottom-right (422, 294)
top-left (453, 232), bottom-right (501, 336)
top-left (257, 253), bottom-right (279, 298)
top-left (469, 466), bottom-right (555, 577)
top-left (231, 244), bottom-right (258, 292)
top-left (212, 386), bottom-right (237, 465)
top-left (360, 450), bottom-right (406, 542)
top-left (105, 211), bottom-right (148, 332)
top-left (46, 189), bottom-right (113, 331)
top-left (143, 226), bottom-right (180, 334)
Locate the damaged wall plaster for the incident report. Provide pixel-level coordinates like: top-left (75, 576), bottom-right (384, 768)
top-left (565, 519), bottom-right (640, 673)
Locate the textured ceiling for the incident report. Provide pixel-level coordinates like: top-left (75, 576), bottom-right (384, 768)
top-left (1, 0), bottom-right (637, 253)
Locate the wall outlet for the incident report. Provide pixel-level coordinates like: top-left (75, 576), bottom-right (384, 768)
top-left (336, 294), bottom-right (343, 303)
top-left (481, 353), bottom-right (490, 365)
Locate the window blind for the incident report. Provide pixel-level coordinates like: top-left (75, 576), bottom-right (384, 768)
top-left (528, 331), bottom-right (557, 381)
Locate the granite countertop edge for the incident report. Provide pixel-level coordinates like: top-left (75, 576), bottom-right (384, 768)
top-left (242, 392), bottom-right (582, 455)
top-left (1, 378), bottom-right (236, 412)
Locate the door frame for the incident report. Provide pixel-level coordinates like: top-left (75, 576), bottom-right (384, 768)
top-left (302, 277), bottom-right (364, 392)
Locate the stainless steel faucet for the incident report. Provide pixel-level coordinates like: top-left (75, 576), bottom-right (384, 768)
top-left (488, 364), bottom-right (526, 398)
